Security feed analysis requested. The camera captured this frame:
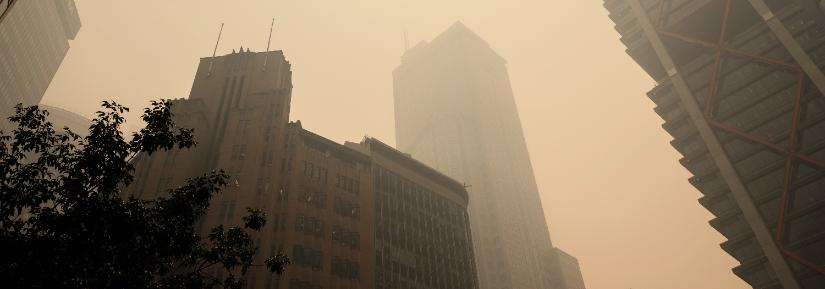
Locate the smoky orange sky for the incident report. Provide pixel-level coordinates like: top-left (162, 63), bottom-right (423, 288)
top-left (42, 1), bottom-right (749, 289)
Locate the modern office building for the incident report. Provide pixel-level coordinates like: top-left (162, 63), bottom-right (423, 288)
top-left (128, 49), bottom-right (478, 289)
top-left (0, 0), bottom-right (81, 130)
top-left (393, 22), bottom-right (584, 289)
top-left (350, 137), bottom-right (478, 289)
top-left (604, 1), bottom-right (825, 288)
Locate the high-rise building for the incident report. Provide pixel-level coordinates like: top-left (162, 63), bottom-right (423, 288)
top-left (604, 1), bottom-right (825, 288)
top-left (0, 0), bottom-right (81, 130)
top-left (392, 22), bottom-right (583, 289)
top-left (128, 49), bottom-right (479, 289)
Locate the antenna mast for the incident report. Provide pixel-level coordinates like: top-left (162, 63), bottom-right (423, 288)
top-left (208, 23), bottom-right (224, 74)
top-left (404, 30), bottom-right (409, 51)
top-left (263, 18), bottom-right (275, 70)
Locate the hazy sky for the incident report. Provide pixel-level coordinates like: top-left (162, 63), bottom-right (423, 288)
top-left (42, 1), bottom-right (749, 289)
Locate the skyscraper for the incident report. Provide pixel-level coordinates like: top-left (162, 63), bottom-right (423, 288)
top-left (0, 0), bottom-right (81, 130)
top-left (604, 1), bottom-right (825, 288)
top-left (129, 49), bottom-right (479, 289)
top-left (393, 22), bottom-right (583, 289)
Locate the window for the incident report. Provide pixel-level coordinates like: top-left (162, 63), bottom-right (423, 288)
top-left (236, 120), bottom-right (250, 136)
top-left (277, 188), bottom-right (287, 203)
top-left (295, 215), bottom-right (324, 238)
top-left (331, 256), bottom-right (360, 279)
top-left (332, 225), bottom-right (360, 249)
top-left (231, 144), bottom-right (247, 160)
top-left (334, 197), bottom-right (360, 219)
top-left (336, 174), bottom-right (360, 194)
top-left (302, 191), bottom-right (326, 208)
top-left (292, 245), bottom-right (323, 270)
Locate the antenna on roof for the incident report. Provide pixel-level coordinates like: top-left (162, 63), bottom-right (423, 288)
top-left (263, 18), bottom-right (275, 70)
top-left (266, 18), bottom-right (275, 52)
top-left (208, 23), bottom-right (224, 75)
top-left (403, 30), bottom-right (409, 51)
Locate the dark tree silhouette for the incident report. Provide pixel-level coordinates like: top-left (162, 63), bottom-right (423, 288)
top-left (0, 100), bottom-right (289, 289)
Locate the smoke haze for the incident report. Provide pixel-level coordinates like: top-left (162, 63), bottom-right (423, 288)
top-left (42, 1), bottom-right (749, 289)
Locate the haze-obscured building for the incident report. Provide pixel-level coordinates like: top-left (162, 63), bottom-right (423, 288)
top-left (604, 1), bottom-right (825, 288)
top-left (543, 248), bottom-right (586, 289)
top-left (0, 0), bottom-right (81, 130)
top-left (128, 49), bottom-right (478, 289)
top-left (392, 22), bottom-right (584, 289)
top-left (41, 104), bottom-right (89, 138)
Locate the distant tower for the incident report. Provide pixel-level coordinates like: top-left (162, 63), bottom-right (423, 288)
top-left (0, 0), bottom-right (81, 130)
top-left (605, 0), bottom-right (825, 288)
top-left (393, 22), bottom-right (585, 289)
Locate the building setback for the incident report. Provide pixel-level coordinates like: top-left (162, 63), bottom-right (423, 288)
top-left (393, 22), bottom-right (583, 289)
top-left (0, 0), bottom-right (80, 130)
top-left (542, 248), bottom-right (586, 289)
top-left (128, 49), bottom-right (478, 289)
top-left (604, 1), bottom-right (825, 288)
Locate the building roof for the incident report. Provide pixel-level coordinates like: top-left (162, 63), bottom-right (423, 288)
top-left (400, 21), bottom-right (506, 66)
top-left (289, 122), bottom-right (372, 164)
top-left (288, 122), bottom-right (468, 202)
top-left (357, 137), bottom-right (469, 202)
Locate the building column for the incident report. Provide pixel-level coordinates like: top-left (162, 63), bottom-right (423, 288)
top-left (748, 0), bottom-right (825, 98)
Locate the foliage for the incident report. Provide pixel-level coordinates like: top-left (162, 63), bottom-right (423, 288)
top-left (0, 101), bottom-right (289, 289)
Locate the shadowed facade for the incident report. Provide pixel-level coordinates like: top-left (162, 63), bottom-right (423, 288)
top-left (604, 0), bottom-right (825, 288)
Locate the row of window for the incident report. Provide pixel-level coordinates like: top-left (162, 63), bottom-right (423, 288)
top-left (331, 225), bottom-right (360, 249)
top-left (375, 166), bottom-right (467, 225)
top-left (292, 245), bottom-right (323, 270)
top-left (303, 160), bottom-right (328, 183)
top-left (330, 256), bottom-right (360, 279)
top-left (334, 197), bottom-right (360, 219)
top-left (288, 278), bottom-right (321, 289)
top-left (295, 215), bottom-right (324, 238)
top-left (336, 174), bottom-right (360, 194)
top-left (290, 245), bottom-right (362, 280)
top-left (231, 144), bottom-right (247, 160)
top-left (301, 191), bottom-right (326, 208)
top-left (373, 166), bottom-right (476, 289)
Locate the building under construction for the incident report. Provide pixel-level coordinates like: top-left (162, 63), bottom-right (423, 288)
top-left (605, 0), bottom-right (825, 288)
